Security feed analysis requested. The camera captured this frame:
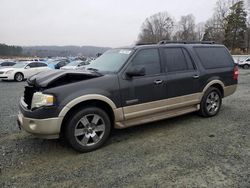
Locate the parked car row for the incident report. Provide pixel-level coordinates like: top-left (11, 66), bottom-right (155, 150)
top-left (0, 57), bottom-right (93, 82)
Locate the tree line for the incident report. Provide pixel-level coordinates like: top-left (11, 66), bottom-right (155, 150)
top-left (138, 0), bottom-right (250, 54)
top-left (0, 43), bottom-right (23, 56)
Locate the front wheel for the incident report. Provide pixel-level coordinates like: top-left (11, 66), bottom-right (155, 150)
top-left (199, 87), bottom-right (222, 117)
top-left (64, 107), bottom-right (111, 152)
top-left (14, 73), bottom-right (24, 82)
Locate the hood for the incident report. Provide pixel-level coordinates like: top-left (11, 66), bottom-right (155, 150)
top-left (27, 69), bottom-right (103, 88)
top-left (0, 68), bottom-right (14, 72)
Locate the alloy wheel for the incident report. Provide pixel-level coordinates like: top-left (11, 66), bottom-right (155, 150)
top-left (206, 91), bottom-right (220, 114)
top-left (74, 114), bottom-right (105, 147)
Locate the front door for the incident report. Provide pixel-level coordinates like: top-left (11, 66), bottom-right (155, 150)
top-left (119, 48), bottom-right (167, 120)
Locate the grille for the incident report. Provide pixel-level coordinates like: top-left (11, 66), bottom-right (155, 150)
top-left (0, 72), bottom-right (4, 74)
top-left (24, 86), bottom-right (37, 109)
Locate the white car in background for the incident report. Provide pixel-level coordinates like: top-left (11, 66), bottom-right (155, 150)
top-left (0, 62), bottom-right (49, 82)
top-left (60, 60), bottom-right (90, 70)
top-left (238, 57), bottom-right (250, 69)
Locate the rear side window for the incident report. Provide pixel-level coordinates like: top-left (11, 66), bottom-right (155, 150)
top-left (37, 63), bottom-right (47, 67)
top-left (194, 47), bottom-right (234, 69)
top-left (28, 63), bottom-right (37, 68)
top-left (161, 48), bottom-right (194, 72)
top-left (131, 49), bottom-right (161, 75)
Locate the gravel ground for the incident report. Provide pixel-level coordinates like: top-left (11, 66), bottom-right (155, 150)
top-left (0, 70), bottom-right (250, 187)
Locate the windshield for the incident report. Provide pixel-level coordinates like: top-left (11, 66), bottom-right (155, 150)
top-left (85, 49), bottom-right (133, 73)
top-left (12, 63), bottom-right (27, 68)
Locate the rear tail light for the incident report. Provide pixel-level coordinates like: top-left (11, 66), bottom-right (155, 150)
top-left (233, 66), bottom-right (239, 80)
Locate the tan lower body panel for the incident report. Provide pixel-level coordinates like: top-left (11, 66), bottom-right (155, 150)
top-left (114, 93), bottom-right (202, 129)
top-left (224, 84), bottom-right (237, 97)
top-left (115, 104), bottom-right (200, 129)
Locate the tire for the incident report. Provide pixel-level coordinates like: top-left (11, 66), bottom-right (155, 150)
top-left (199, 87), bottom-right (222, 117)
top-left (14, 73), bottom-right (24, 82)
top-left (64, 107), bottom-right (111, 152)
top-left (243, 64), bottom-right (249, 69)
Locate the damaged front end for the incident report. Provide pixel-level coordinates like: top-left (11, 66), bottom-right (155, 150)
top-left (23, 70), bottom-right (103, 110)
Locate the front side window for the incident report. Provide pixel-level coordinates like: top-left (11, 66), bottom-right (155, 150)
top-left (130, 49), bottom-right (161, 75)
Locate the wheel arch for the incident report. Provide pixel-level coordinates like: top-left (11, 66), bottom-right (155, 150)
top-left (14, 72), bottom-right (24, 77)
top-left (202, 80), bottom-right (225, 97)
top-left (59, 95), bottom-right (123, 136)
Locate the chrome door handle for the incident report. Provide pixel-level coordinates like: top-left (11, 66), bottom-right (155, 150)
top-left (154, 80), bottom-right (163, 85)
top-left (193, 75), bottom-right (200, 79)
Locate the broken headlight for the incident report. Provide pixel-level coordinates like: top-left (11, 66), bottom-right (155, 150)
top-left (31, 92), bottom-right (54, 109)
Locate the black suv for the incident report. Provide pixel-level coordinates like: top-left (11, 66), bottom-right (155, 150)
top-left (17, 41), bottom-right (238, 152)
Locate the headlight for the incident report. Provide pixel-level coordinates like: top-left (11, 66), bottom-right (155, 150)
top-left (5, 70), bottom-right (14, 74)
top-left (31, 92), bottom-right (54, 109)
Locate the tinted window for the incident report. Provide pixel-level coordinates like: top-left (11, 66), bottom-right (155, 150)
top-left (8, 62), bottom-right (16, 66)
top-left (37, 63), bottom-right (47, 67)
top-left (194, 47), bottom-right (234, 69)
top-left (246, 58), bottom-right (250, 62)
top-left (162, 48), bottom-right (194, 72)
top-left (1, 62), bottom-right (9, 66)
top-left (28, 63), bottom-right (37, 68)
top-left (58, 62), bottom-right (66, 67)
top-left (131, 49), bottom-right (160, 75)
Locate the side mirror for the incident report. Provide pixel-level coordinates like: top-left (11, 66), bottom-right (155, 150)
top-left (25, 66), bottom-right (30, 69)
top-left (126, 67), bottom-right (145, 77)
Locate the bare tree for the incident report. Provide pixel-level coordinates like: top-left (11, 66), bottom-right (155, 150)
top-left (137, 12), bottom-right (174, 44)
top-left (174, 14), bottom-right (197, 41)
top-left (196, 22), bottom-right (205, 40)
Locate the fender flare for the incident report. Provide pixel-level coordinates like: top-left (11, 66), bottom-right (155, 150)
top-left (58, 94), bottom-right (117, 117)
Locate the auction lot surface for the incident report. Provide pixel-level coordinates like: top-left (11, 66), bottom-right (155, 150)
top-left (0, 70), bottom-right (250, 187)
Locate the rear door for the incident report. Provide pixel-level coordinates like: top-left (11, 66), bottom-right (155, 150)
top-left (160, 47), bottom-right (200, 99)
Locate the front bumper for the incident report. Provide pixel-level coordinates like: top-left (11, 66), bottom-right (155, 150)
top-left (18, 97), bottom-right (63, 139)
top-left (0, 74), bottom-right (13, 80)
top-left (17, 112), bottom-right (62, 139)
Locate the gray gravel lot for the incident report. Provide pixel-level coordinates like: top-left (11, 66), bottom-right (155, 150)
top-left (0, 70), bottom-right (250, 187)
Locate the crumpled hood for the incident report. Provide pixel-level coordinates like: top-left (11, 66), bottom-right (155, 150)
top-left (27, 69), bottom-right (103, 88)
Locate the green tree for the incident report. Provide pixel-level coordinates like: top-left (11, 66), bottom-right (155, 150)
top-left (0, 43), bottom-right (23, 56)
top-left (224, 1), bottom-right (247, 50)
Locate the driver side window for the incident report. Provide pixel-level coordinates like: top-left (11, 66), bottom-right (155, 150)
top-left (130, 49), bottom-right (161, 76)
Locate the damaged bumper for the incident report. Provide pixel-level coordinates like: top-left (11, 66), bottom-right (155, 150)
top-left (17, 112), bottom-right (62, 139)
top-left (18, 98), bottom-right (63, 139)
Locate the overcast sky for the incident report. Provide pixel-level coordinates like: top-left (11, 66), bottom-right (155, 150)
top-left (0, 0), bottom-right (219, 47)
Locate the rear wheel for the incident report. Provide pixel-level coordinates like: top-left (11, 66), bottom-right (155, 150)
top-left (199, 87), bottom-right (222, 117)
top-left (64, 107), bottom-right (111, 152)
top-left (243, 64), bottom-right (249, 69)
top-left (14, 73), bottom-right (24, 82)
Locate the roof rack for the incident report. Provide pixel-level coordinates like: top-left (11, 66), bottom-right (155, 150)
top-left (136, 42), bottom-right (157, 46)
top-left (158, 40), bottom-right (215, 45)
